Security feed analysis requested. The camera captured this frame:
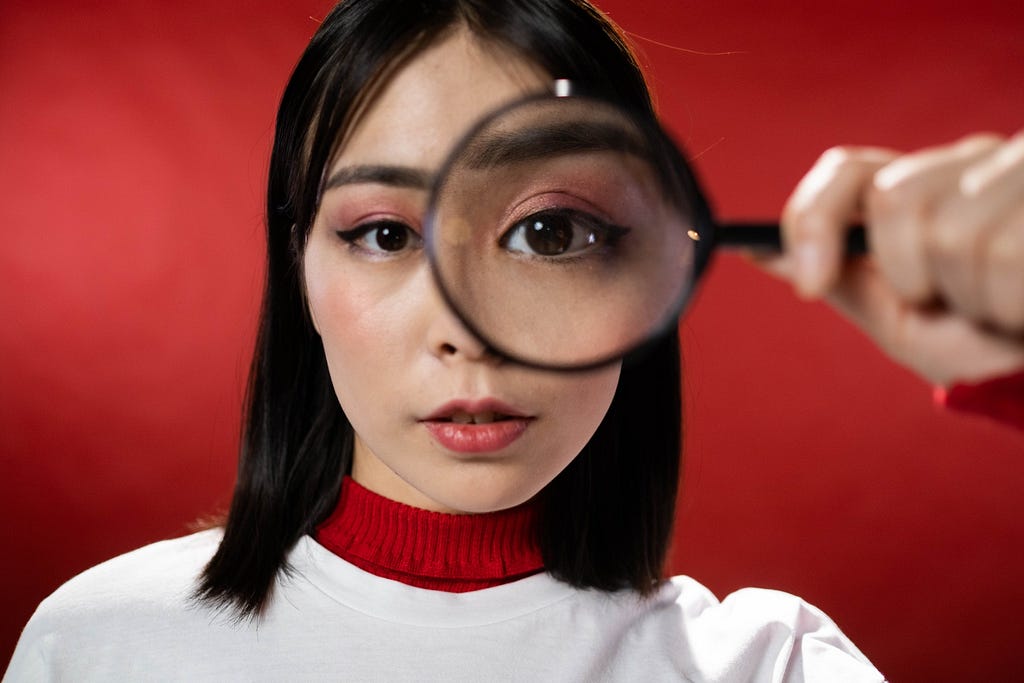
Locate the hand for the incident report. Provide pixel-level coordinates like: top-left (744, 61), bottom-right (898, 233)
top-left (767, 132), bottom-right (1024, 386)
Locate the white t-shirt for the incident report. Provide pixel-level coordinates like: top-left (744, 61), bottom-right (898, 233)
top-left (5, 530), bottom-right (884, 682)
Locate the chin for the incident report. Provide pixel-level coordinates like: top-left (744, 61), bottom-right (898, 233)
top-left (425, 467), bottom-right (548, 514)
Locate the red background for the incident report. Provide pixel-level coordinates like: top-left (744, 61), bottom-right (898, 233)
top-left (2, 1), bottom-right (1022, 680)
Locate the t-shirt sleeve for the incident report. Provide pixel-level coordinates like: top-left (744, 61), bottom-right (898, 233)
top-left (934, 368), bottom-right (1024, 432)
top-left (673, 577), bottom-right (886, 682)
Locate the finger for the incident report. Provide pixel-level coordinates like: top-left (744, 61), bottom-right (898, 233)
top-left (871, 134), bottom-right (1005, 317)
top-left (961, 130), bottom-right (1024, 200)
top-left (781, 146), bottom-right (898, 299)
top-left (966, 133), bottom-right (1024, 332)
top-left (981, 202), bottom-right (1024, 333)
top-left (931, 136), bottom-right (1024, 323)
top-left (824, 259), bottom-right (1024, 385)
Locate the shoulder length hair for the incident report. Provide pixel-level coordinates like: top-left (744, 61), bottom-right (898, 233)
top-left (197, 0), bottom-right (682, 618)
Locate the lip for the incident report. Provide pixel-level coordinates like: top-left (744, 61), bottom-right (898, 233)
top-left (420, 398), bottom-right (533, 454)
top-left (423, 398), bottom-right (530, 422)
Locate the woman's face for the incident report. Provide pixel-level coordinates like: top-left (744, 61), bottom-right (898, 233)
top-left (303, 28), bottom-right (621, 514)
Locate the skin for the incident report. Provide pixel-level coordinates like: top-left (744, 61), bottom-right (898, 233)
top-left (771, 132), bottom-right (1024, 386)
top-left (303, 28), bottom-right (621, 514)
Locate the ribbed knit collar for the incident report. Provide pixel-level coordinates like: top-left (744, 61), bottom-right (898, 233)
top-left (314, 476), bottom-right (544, 592)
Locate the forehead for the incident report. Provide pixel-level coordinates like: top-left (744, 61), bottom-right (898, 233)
top-left (332, 29), bottom-right (550, 174)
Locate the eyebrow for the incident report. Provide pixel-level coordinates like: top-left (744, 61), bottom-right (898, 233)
top-left (460, 119), bottom-right (648, 169)
top-left (322, 164), bottom-right (433, 192)
top-left (319, 120), bottom-right (648, 194)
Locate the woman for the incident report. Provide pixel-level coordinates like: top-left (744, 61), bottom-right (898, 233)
top-left (6, 0), bottom-right (1021, 680)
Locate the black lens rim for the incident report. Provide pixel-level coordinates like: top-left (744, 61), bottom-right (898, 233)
top-left (423, 85), bottom-right (718, 372)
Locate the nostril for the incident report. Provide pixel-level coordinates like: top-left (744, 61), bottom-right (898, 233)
top-left (440, 343), bottom-right (457, 355)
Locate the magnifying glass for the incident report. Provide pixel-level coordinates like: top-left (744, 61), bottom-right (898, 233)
top-left (424, 81), bottom-right (865, 370)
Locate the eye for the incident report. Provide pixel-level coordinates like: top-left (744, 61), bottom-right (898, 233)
top-left (499, 209), bottom-right (629, 259)
top-left (336, 220), bottom-right (422, 255)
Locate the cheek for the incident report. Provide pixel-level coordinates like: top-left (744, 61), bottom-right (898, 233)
top-left (571, 367), bottom-right (620, 420)
top-left (305, 234), bottom-right (419, 344)
top-left (538, 364), bottom-right (621, 463)
top-left (303, 247), bottom-right (421, 413)
top-left (309, 275), bottom-right (384, 345)
top-left (306, 262), bottom-right (376, 358)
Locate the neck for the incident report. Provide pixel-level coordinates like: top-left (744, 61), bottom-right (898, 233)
top-left (315, 476), bottom-right (544, 592)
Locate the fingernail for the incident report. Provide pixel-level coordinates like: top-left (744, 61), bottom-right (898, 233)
top-left (795, 243), bottom-right (824, 297)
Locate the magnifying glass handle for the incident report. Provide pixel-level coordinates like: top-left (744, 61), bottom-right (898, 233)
top-left (716, 222), bottom-right (868, 256)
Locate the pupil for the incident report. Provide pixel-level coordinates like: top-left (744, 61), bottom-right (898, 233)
top-left (377, 224), bottom-right (408, 251)
top-left (525, 216), bottom-right (572, 255)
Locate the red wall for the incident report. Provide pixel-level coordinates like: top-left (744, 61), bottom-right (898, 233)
top-left (2, 1), bottom-right (1022, 680)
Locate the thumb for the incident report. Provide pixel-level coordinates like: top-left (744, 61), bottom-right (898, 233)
top-left (737, 250), bottom-right (794, 283)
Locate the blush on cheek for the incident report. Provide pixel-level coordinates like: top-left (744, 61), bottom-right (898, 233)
top-left (304, 241), bottom-right (382, 337)
top-left (309, 279), bottom-right (390, 430)
top-left (305, 258), bottom-right (421, 388)
top-left (314, 293), bottom-right (388, 376)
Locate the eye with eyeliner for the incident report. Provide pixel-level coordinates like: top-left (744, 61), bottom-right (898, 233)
top-left (335, 219), bottom-right (423, 258)
top-left (498, 206), bottom-right (631, 263)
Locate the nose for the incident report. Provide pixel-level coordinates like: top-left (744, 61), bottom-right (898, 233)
top-left (423, 272), bottom-right (496, 364)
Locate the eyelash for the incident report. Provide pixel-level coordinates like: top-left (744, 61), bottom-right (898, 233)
top-left (498, 207), bottom-right (629, 263)
top-left (335, 219), bottom-right (423, 258)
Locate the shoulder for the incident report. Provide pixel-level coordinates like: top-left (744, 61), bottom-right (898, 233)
top-left (6, 530), bottom-right (223, 680)
top-left (38, 528), bottom-right (221, 615)
top-left (658, 576), bottom-right (886, 682)
top-left (543, 577), bottom-right (884, 681)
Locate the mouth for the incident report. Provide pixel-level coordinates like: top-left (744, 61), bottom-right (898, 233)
top-left (436, 410), bottom-right (519, 425)
top-left (422, 399), bottom-right (531, 424)
top-left (421, 399), bottom-right (533, 453)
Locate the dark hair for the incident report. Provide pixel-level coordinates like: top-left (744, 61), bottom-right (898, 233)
top-left (197, 0), bottom-right (682, 618)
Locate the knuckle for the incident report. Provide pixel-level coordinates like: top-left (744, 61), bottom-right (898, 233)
top-left (817, 145), bottom-right (875, 177)
top-left (867, 179), bottom-right (929, 231)
top-left (985, 229), bottom-right (1024, 330)
top-left (960, 135), bottom-right (1024, 197)
top-left (864, 177), bottom-right (896, 215)
top-left (925, 215), bottom-right (968, 261)
top-left (818, 145), bottom-right (856, 168)
top-left (869, 161), bottom-right (926, 211)
top-left (956, 132), bottom-right (1005, 151)
top-left (1008, 131), bottom-right (1024, 154)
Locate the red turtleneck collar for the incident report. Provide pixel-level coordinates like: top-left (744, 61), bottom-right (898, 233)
top-left (315, 476), bottom-right (544, 592)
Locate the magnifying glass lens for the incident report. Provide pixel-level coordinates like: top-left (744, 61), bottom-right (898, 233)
top-left (427, 95), bottom-right (701, 369)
